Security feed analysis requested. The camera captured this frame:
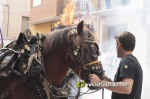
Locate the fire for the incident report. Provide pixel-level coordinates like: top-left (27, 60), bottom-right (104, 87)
top-left (60, 0), bottom-right (76, 26)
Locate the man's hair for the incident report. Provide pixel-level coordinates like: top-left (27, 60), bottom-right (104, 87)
top-left (115, 31), bottom-right (136, 51)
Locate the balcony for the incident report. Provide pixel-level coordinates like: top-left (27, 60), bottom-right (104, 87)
top-left (105, 0), bottom-right (142, 10)
top-left (74, 0), bottom-right (143, 12)
top-left (74, 0), bottom-right (143, 18)
top-left (56, 0), bottom-right (143, 20)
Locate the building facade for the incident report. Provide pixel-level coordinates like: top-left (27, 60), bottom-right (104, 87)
top-left (0, 0), bottom-right (30, 39)
top-left (29, 0), bottom-right (98, 34)
top-left (29, 0), bottom-right (60, 34)
top-left (91, 0), bottom-right (149, 99)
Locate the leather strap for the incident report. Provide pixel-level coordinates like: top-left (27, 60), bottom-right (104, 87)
top-left (84, 61), bottom-right (99, 67)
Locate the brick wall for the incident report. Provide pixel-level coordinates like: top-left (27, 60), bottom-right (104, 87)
top-left (56, 0), bottom-right (67, 15)
top-left (30, 0), bottom-right (58, 21)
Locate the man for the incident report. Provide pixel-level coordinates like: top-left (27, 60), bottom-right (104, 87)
top-left (89, 31), bottom-right (143, 99)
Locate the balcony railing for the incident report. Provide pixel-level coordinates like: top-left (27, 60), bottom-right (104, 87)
top-left (58, 0), bottom-right (143, 15)
top-left (75, 0), bottom-right (87, 11)
top-left (75, 0), bottom-right (143, 12)
top-left (105, 0), bottom-right (143, 10)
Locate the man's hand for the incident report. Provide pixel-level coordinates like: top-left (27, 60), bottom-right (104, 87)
top-left (89, 74), bottom-right (101, 83)
top-left (103, 74), bottom-right (112, 82)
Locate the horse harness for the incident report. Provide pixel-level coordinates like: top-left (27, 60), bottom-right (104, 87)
top-left (0, 29), bottom-right (71, 99)
top-left (65, 29), bottom-right (105, 98)
top-left (66, 29), bottom-right (105, 81)
top-left (0, 28), bottom-right (105, 99)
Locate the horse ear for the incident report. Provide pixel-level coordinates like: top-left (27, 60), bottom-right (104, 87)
top-left (77, 21), bottom-right (84, 35)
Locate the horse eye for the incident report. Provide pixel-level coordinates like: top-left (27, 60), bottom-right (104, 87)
top-left (91, 45), bottom-right (94, 47)
top-left (87, 35), bottom-right (90, 38)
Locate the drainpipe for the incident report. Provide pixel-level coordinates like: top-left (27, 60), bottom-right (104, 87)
top-left (0, 3), bottom-right (4, 36)
top-left (0, 3), bottom-right (10, 37)
top-left (0, 28), bottom-right (4, 48)
top-left (5, 4), bottom-right (9, 37)
top-left (0, 3), bottom-right (4, 47)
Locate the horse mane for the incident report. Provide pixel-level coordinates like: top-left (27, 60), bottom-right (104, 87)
top-left (43, 25), bottom-right (95, 58)
top-left (43, 27), bottom-right (71, 57)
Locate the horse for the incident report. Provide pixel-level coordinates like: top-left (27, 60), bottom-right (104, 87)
top-left (0, 21), bottom-right (104, 99)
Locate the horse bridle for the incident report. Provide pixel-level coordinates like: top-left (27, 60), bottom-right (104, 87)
top-left (66, 29), bottom-right (105, 80)
top-left (0, 28), bottom-right (104, 99)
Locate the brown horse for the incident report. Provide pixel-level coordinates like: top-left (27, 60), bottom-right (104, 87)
top-left (0, 21), bottom-right (104, 99)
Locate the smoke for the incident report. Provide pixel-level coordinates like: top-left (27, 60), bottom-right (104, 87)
top-left (67, 0), bottom-right (149, 99)
top-left (68, 72), bottom-right (82, 99)
top-left (77, 0), bottom-right (150, 99)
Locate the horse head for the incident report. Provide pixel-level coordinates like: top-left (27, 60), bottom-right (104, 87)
top-left (43, 20), bottom-right (105, 89)
top-left (65, 21), bottom-right (104, 83)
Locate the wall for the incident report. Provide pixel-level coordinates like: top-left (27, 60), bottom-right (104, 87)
top-left (1, 0), bottom-right (30, 38)
top-left (30, 0), bottom-right (58, 21)
top-left (0, 0), bottom-right (7, 37)
top-left (22, 16), bottom-right (29, 32)
top-left (30, 22), bottom-right (51, 34)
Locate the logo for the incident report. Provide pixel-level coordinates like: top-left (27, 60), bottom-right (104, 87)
top-left (76, 81), bottom-right (85, 88)
top-left (124, 65), bottom-right (128, 69)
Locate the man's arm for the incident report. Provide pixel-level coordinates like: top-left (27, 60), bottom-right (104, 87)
top-left (89, 74), bottom-right (133, 94)
top-left (102, 78), bottom-right (133, 94)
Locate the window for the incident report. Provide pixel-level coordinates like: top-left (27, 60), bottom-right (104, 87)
top-left (105, 0), bottom-right (111, 9)
top-left (32, 0), bottom-right (41, 7)
top-left (75, 0), bottom-right (87, 11)
top-left (121, 0), bottom-right (130, 6)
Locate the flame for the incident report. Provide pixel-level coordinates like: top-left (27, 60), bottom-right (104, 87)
top-left (60, 0), bottom-right (76, 26)
top-left (54, 21), bottom-right (60, 27)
